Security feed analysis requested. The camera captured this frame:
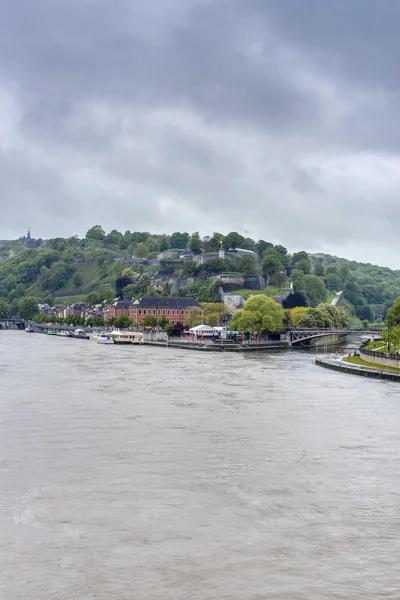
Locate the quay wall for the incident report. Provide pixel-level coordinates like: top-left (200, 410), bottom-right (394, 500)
top-left (360, 348), bottom-right (400, 369)
top-left (315, 357), bottom-right (400, 382)
top-left (310, 334), bottom-right (343, 347)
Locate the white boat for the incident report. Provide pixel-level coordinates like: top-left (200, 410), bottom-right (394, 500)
top-left (25, 325), bottom-right (34, 333)
top-left (73, 328), bottom-right (90, 339)
top-left (109, 328), bottom-right (144, 345)
top-left (97, 335), bottom-right (114, 344)
top-left (57, 330), bottom-right (72, 337)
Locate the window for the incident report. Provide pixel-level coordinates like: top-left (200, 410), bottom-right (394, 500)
top-left (153, 310), bottom-right (156, 315)
top-left (143, 310), bottom-right (146, 315)
top-left (163, 310), bottom-right (166, 315)
top-left (158, 310), bottom-right (161, 315)
top-left (172, 310), bottom-right (175, 315)
top-left (182, 310), bottom-right (184, 315)
top-left (138, 310), bottom-right (142, 315)
top-left (167, 310), bottom-right (170, 315)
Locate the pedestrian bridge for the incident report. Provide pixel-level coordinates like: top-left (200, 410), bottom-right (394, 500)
top-left (288, 328), bottom-right (382, 346)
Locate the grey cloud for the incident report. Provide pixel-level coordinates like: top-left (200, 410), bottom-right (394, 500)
top-left (1, 0), bottom-right (400, 268)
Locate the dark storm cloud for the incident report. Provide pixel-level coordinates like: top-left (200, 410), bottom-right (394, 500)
top-left (0, 0), bottom-right (400, 266)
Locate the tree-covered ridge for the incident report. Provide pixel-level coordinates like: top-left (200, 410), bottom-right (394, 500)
top-left (0, 226), bottom-right (399, 322)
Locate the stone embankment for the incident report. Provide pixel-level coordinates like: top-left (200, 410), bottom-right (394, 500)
top-left (360, 347), bottom-right (400, 369)
top-left (315, 356), bottom-right (400, 382)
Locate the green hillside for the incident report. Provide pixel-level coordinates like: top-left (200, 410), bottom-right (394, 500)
top-left (0, 226), bottom-right (399, 323)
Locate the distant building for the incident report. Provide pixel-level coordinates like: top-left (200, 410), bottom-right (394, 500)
top-left (18, 229), bottom-right (36, 248)
top-left (107, 296), bottom-right (201, 325)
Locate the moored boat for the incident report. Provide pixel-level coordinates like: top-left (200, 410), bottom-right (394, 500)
top-left (97, 335), bottom-right (114, 344)
top-left (109, 329), bottom-right (144, 345)
top-left (73, 328), bottom-right (90, 339)
top-left (25, 325), bottom-right (34, 333)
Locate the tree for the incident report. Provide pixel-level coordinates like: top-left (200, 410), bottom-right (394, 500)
top-left (187, 307), bottom-right (204, 328)
top-left (237, 254), bottom-right (258, 275)
top-left (256, 240), bottom-right (273, 257)
top-left (201, 302), bottom-right (227, 326)
top-left (134, 243), bottom-right (149, 259)
top-left (86, 225), bottom-right (106, 241)
top-left (229, 296), bottom-right (284, 333)
top-left (159, 235), bottom-right (170, 252)
top-left (290, 269), bottom-right (306, 295)
top-left (98, 283), bottom-right (115, 304)
top-left (344, 279), bottom-right (364, 307)
top-left (86, 292), bottom-right (100, 306)
top-left (313, 263), bottom-right (325, 277)
top-left (158, 315), bottom-right (169, 329)
top-left (262, 254), bottom-right (283, 279)
top-left (304, 275), bottom-right (327, 307)
top-left (0, 299), bottom-right (9, 319)
top-left (326, 274), bottom-right (342, 292)
top-left (289, 306), bottom-right (309, 326)
top-left (180, 260), bottom-right (197, 277)
top-left (295, 258), bottom-right (311, 274)
top-left (142, 315), bottom-right (158, 327)
top-left (298, 308), bottom-right (325, 328)
top-left (386, 297), bottom-right (400, 326)
top-left (170, 232), bottom-right (189, 249)
top-left (73, 273), bottom-right (83, 288)
top-left (356, 304), bottom-right (374, 322)
top-left (223, 231), bottom-right (245, 251)
top-left (209, 232), bottom-right (225, 251)
top-left (291, 251), bottom-right (309, 265)
top-left (18, 296), bottom-right (39, 320)
top-left (189, 232), bottom-right (202, 255)
top-left (270, 272), bottom-right (287, 289)
top-left (114, 315), bottom-right (133, 328)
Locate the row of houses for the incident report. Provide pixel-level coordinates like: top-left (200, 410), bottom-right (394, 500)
top-left (38, 296), bottom-right (202, 324)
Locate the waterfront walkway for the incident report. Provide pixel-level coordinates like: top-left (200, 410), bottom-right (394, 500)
top-left (316, 356), bottom-right (400, 382)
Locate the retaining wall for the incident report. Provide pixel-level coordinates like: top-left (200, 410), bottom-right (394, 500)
top-left (315, 357), bottom-right (400, 382)
top-left (360, 348), bottom-right (400, 369)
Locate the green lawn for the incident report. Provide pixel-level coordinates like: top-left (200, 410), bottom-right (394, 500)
top-left (343, 355), bottom-right (400, 372)
top-left (230, 286), bottom-right (281, 298)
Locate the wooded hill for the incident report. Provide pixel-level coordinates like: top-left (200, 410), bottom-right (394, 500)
top-left (0, 226), bottom-right (398, 323)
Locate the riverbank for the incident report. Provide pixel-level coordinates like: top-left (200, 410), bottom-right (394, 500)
top-left (315, 356), bottom-right (400, 382)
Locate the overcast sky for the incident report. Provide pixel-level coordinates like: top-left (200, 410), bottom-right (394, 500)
top-left (1, 0), bottom-right (400, 267)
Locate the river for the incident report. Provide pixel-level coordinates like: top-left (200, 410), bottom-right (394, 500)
top-left (1, 331), bottom-right (399, 599)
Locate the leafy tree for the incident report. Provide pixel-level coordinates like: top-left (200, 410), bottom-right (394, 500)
top-left (209, 232), bottom-right (225, 251)
top-left (134, 243), bottom-right (149, 259)
top-left (114, 315), bottom-right (133, 328)
top-left (41, 291), bottom-right (54, 306)
top-left (0, 299), bottom-right (9, 319)
top-left (73, 273), bottom-right (83, 288)
top-left (298, 308), bottom-right (325, 328)
top-left (270, 272), bottom-right (287, 289)
top-left (105, 229), bottom-right (123, 246)
top-left (201, 302), bottom-right (228, 326)
top-left (256, 240), bottom-right (273, 257)
top-left (338, 264), bottom-right (351, 284)
top-left (229, 296), bottom-right (284, 333)
top-left (187, 307), bottom-right (204, 328)
top-left (356, 304), bottom-right (374, 322)
top-left (387, 297), bottom-right (400, 326)
top-left (189, 232), bottom-right (202, 255)
top-left (344, 279), bottom-right (364, 307)
top-left (291, 251), bottom-right (309, 265)
top-left (159, 235), bottom-right (170, 252)
top-left (262, 254), bottom-right (283, 279)
top-left (326, 274), bottom-right (342, 292)
top-left (198, 258), bottom-right (237, 276)
top-left (223, 231), bottom-right (245, 250)
top-left (86, 225), bottom-right (106, 241)
top-left (304, 275), bottom-right (327, 307)
top-left (313, 263), bottom-right (325, 277)
top-left (142, 315), bottom-right (158, 327)
top-left (86, 292), bottom-right (100, 306)
top-left (180, 260), bottom-right (197, 277)
top-left (237, 254), bottom-right (258, 275)
top-left (295, 258), bottom-right (311, 274)
top-left (272, 245), bottom-right (289, 266)
top-left (18, 296), bottom-right (39, 320)
top-left (325, 265), bottom-right (337, 275)
top-left (98, 283), bottom-right (115, 304)
top-left (170, 232), bottom-right (189, 249)
top-left (289, 306), bottom-right (308, 326)
top-left (158, 315), bottom-right (169, 329)
top-left (290, 269), bottom-right (306, 295)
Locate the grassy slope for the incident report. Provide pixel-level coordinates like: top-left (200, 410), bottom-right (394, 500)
top-left (343, 355), bottom-right (400, 372)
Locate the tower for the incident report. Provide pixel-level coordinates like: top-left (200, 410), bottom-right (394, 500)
top-left (27, 229), bottom-right (31, 240)
top-left (218, 239), bottom-right (225, 259)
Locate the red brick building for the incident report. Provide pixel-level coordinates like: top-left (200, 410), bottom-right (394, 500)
top-left (107, 296), bottom-right (201, 325)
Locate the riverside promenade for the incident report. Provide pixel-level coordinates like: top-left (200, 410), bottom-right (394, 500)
top-left (315, 356), bottom-right (400, 382)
